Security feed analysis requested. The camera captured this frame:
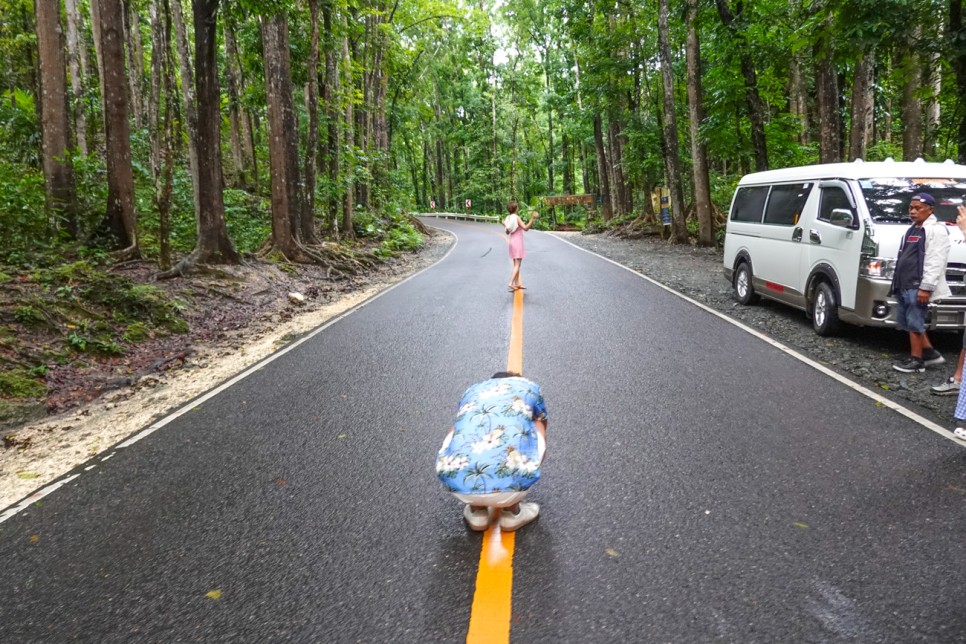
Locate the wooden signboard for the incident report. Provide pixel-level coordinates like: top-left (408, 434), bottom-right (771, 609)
top-left (543, 194), bottom-right (595, 206)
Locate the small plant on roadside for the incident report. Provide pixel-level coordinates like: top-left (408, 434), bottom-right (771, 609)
top-left (12, 306), bottom-right (43, 325)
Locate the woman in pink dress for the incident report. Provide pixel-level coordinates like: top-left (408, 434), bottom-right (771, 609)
top-left (503, 201), bottom-right (538, 291)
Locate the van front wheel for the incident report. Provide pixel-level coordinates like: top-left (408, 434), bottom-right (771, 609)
top-left (734, 263), bottom-right (759, 305)
top-left (812, 282), bottom-right (841, 336)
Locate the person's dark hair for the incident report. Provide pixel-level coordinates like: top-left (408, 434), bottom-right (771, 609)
top-left (507, 201), bottom-right (519, 214)
top-left (491, 371), bottom-right (521, 379)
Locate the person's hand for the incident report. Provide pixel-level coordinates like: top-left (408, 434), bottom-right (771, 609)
top-left (917, 288), bottom-right (931, 304)
top-left (957, 205), bottom-right (966, 234)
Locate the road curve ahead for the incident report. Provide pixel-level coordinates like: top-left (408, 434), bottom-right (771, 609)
top-left (0, 218), bottom-right (964, 643)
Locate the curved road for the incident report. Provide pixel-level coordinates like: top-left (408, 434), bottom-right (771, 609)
top-left (1, 218), bottom-right (964, 642)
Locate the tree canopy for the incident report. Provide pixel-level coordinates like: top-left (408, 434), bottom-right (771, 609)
top-left (3, 0), bottom-right (966, 259)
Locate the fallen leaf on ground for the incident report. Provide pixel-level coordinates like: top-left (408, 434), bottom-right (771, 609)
top-left (605, 548), bottom-right (620, 558)
top-left (206, 589), bottom-right (222, 600)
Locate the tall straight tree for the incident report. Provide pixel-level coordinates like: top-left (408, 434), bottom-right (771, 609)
top-left (35, 0), bottom-right (77, 236)
top-left (64, 0), bottom-right (88, 157)
top-left (96, 0), bottom-right (139, 254)
top-left (715, 0), bottom-right (768, 171)
top-left (261, 10), bottom-right (308, 258)
top-left (686, 0), bottom-right (713, 246)
top-left (657, 0), bottom-right (686, 243)
top-left (950, 0), bottom-right (966, 164)
top-left (186, 0), bottom-right (238, 265)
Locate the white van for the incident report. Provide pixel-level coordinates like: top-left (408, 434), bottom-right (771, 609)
top-left (722, 159), bottom-right (966, 335)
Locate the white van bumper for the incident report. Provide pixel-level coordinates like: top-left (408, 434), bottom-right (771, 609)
top-left (849, 277), bottom-right (966, 329)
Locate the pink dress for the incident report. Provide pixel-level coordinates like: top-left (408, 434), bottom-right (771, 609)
top-left (508, 227), bottom-right (526, 259)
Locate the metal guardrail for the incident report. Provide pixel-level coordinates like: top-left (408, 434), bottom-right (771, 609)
top-left (418, 212), bottom-right (501, 223)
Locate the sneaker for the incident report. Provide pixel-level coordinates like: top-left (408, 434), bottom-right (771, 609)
top-left (931, 376), bottom-right (961, 395)
top-left (499, 502), bottom-right (540, 532)
top-left (922, 348), bottom-right (945, 366)
top-left (463, 505), bottom-right (489, 532)
top-left (893, 357), bottom-right (926, 373)
top-left (954, 427), bottom-right (966, 441)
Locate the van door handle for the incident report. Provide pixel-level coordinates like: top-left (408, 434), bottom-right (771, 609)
top-left (809, 229), bottom-right (822, 244)
top-left (792, 227), bottom-right (803, 242)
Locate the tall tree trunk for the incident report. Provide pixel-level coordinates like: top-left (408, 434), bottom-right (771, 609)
top-left (849, 48), bottom-right (875, 161)
top-left (261, 12), bottom-right (306, 257)
top-left (64, 0), bottom-right (88, 157)
top-left (322, 0), bottom-right (340, 233)
top-left (593, 115), bottom-right (612, 220)
top-left (924, 50), bottom-right (941, 156)
top-left (341, 28), bottom-right (355, 239)
top-left (901, 29), bottom-right (923, 160)
top-left (97, 0), bottom-right (138, 253)
top-left (223, 20), bottom-right (245, 188)
top-left (716, 0), bottom-right (768, 171)
top-left (607, 119), bottom-right (626, 218)
top-left (815, 36), bottom-right (841, 164)
top-left (304, 0), bottom-right (321, 228)
top-left (950, 0), bottom-right (966, 164)
top-left (154, 0), bottom-right (175, 270)
top-left (171, 0), bottom-right (201, 222)
top-left (123, 1), bottom-right (144, 128)
top-left (35, 0), bottom-right (78, 237)
top-left (148, 0), bottom-right (163, 181)
top-left (659, 0), bottom-right (687, 242)
top-left (686, 0), bottom-right (713, 246)
top-left (190, 0), bottom-right (238, 263)
top-left (224, 23), bottom-right (255, 189)
top-left (789, 55), bottom-right (809, 145)
top-left (562, 133), bottom-right (573, 195)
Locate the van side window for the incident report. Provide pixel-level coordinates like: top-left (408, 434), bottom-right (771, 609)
top-left (731, 186), bottom-right (769, 222)
top-left (763, 183), bottom-right (813, 226)
top-left (818, 188), bottom-right (855, 225)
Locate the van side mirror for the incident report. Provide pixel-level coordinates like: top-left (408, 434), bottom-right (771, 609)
top-left (829, 208), bottom-right (856, 228)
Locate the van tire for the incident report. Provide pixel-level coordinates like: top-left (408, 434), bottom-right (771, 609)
top-left (812, 282), bottom-right (841, 336)
top-left (734, 262), bottom-right (759, 305)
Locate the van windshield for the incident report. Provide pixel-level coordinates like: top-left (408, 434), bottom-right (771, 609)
top-left (859, 178), bottom-right (966, 224)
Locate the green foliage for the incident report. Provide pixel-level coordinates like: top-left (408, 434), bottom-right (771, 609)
top-left (0, 369), bottom-right (47, 399)
top-left (0, 160), bottom-right (47, 260)
top-left (0, 89), bottom-right (39, 166)
top-left (12, 305), bottom-right (42, 325)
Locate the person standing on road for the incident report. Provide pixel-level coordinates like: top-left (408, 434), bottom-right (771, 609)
top-left (504, 201), bottom-right (538, 292)
top-left (436, 371), bottom-right (548, 532)
top-left (890, 193), bottom-right (951, 373)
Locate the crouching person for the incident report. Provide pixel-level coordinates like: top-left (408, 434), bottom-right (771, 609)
top-left (435, 372), bottom-right (548, 532)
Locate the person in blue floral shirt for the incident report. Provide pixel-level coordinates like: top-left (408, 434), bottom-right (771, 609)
top-left (436, 372), bottom-right (548, 532)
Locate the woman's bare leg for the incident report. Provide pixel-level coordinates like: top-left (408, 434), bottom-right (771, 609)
top-left (509, 259), bottom-right (522, 288)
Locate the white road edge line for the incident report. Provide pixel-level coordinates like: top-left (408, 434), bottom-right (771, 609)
top-left (0, 228), bottom-right (460, 525)
top-left (550, 233), bottom-right (966, 446)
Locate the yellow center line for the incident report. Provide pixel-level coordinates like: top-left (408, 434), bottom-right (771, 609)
top-left (466, 286), bottom-right (525, 644)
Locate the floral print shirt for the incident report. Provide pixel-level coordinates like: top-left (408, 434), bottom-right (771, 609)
top-left (436, 377), bottom-right (548, 495)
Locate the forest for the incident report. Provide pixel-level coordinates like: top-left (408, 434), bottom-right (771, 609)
top-left (3, 0), bottom-right (966, 410)
top-left (6, 0), bottom-right (966, 259)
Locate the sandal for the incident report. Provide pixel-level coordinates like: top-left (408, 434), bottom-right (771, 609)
top-left (954, 427), bottom-right (966, 440)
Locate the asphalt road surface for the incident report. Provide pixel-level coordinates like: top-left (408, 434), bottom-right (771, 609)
top-left (1, 218), bottom-right (964, 643)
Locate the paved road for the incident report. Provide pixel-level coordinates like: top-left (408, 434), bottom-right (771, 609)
top-left (1, 219), bottom-right (964, 642)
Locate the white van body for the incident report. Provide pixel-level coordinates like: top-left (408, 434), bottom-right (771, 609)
top-left (722, 160), bottom-right (966, 335)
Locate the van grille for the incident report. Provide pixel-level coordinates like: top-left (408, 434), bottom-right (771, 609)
top-left (947, 263), bottom-right (966, 297)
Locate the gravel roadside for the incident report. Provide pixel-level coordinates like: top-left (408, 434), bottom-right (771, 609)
top-left (553, 231), bottom-right (965, 430)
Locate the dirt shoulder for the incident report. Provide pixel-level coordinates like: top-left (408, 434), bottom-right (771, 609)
top-left (0, 229), bottom-right (454, 509)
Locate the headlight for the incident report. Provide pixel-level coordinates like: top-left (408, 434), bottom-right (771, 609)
top-left (860, 257), bottom-right (895, 279)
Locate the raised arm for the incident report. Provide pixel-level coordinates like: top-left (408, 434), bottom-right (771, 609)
top-left (522, 210), bottom-right (539, 231)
